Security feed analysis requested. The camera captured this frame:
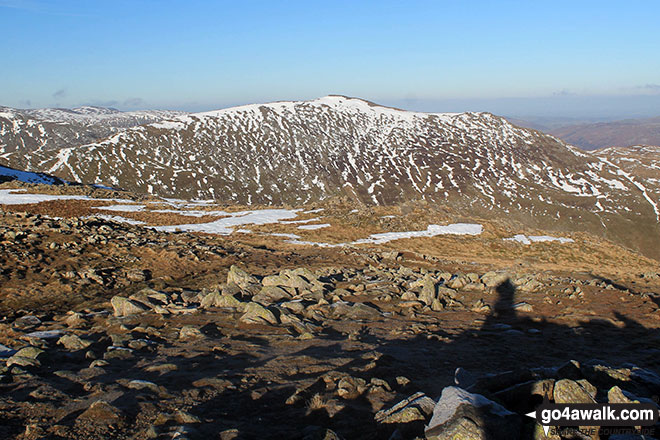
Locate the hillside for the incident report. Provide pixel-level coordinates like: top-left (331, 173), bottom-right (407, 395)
top-left (0, 105), bottom-right (186, 154)
top-left (549, 116), bottom-right (660, 150)
top-left (3, 95), bottom-right (660, 259)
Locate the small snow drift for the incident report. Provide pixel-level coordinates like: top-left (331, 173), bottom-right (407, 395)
top-left (505, 234), bottom-right (574, 245)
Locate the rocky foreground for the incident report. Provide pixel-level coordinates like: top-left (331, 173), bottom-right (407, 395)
top-left (1, 208), bottom-right (660, 439)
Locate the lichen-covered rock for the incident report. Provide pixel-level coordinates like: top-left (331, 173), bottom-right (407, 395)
top-left (200, 291), bottom-right (245, 310)
top-left (253, 285), bottom-right (292, 305)
top-left (110, 296), bottom-right (149, 317)
top-left (553, 379), bottom-right (596, 404)
top-left (58, 334), bottom-right (92, 350)
top-left (239, 302), bottom-right (278, 325)
top-left (227, 265), bottom-right (258, 289)
top-left (425, 386), bottom-right (521, 440)
top-left (375, 391), bottom-right (435, 424)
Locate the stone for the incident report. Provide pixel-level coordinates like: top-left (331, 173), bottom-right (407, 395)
top-left (553, 379), bottom-right (596, 403)
top-left (607, 386), bottom-right (640, 404)
top-left (239, 302), bottom-right (279, 325)
top-left (111, 296), bottom-right (149, 317)
top-left (419, 275), bottom-right (437, 305)
top-left (227, 265), bottom-right (258, 289)
top-left (24, 330), bottom-right (65, 339)
top-left (262, 274), bottom-right (290, 287)
top-left (253, 285), bottom-right (292, 305)
top-left (13, 346), bottom-right (44, 360)
top-left (77, 400), bottom-right (123, 425)
top-left (332, 302), bottom-right (380, 320)
top-left (65, 312), bottom-right (86, 327)
top-left (375, 391), bottom-right (435, 424)
top-left (126, 379), bottom-right (161, 393)
top-left (512, 302), bottom-right (533, 313)
top-left (104, 347), bottom-right (134, 360)
top-left (337, 376), bottom-right (368, 399)
top-left (425, 386), bottom-right (521, 440)
top-left (179, 326), bottom-right (205, 340)
top-left (58, 334), bottom-right (92, 350)
top-left (126, 268), bottom-right (150, 282)
top-left (12, 315), bottom-right (42, 329)
top-left (200, 291), bottom-right (244, 310)
top-left (481, 272), bottom-right (510, 288)
top-left (6, 355), bottom-right (41, 368)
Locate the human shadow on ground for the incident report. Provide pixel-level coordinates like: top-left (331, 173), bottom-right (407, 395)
top-left (182, 277), bottom-right (660, 440)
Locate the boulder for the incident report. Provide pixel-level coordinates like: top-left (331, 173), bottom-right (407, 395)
top-left (239, 302), bottom-right (278, 325)
top-left (110, 296), bottom-right (149, 317)
top-left (553, 379), bottom-right (596, 403)
top-left (419, 276), bottom-right (437, 305)
top-left (77, 400), bottom-right (123, 425)
top-left (425, 386), bottom-right (521, 440)
top-left (227, 265), bottom-right (258, 289)
top-left (58, 334), bottom-right (92, 351)
top-left (179, 326), bottom-right (205, 340)
top-left (375, 391), bottom-right (436, 424)
top-left (200, 292), bottom-right (245, 310)
top-left (253, 285), bottom-right (292, 305)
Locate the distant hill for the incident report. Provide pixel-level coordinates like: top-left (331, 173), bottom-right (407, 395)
top-left (0, 105), bottom-right (186, 154)
top-left (510, 116), bottom-right (660, 150)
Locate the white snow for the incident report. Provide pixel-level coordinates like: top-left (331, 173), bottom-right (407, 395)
top-left (353, 223), bottom-right (483, 244)
top-left (0, 189), bottom-right (90, 205)
top-left (95, 204), bottom-right (146, 212)
top-left (298, 223), bottom-right (331, 230)
top-left (505, 234), bottom-right (574, 244)
top-left (154, 209), bottom-right (300, 235)
top-left (89, 214), bottom-right (146, 225)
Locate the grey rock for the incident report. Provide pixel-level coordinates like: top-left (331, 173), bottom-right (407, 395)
top-left (375, 391), bottom-right (435, 424)
top-left (227, 265), bottom-right (258, 289)
top-left (239, 302), bottom-right (279, 325)
top-left (425, 386), bottom-right (521, 440)
top-left (200, 291), bottom-right (245, 310)
top-left (179, 326), bottom-right (205, 340)
top-left (253, 285), bottom-right (292, 305)
top-left (58, 334), bottom-right (92, 350)
top-left (23, 329), bottom-right (65, 339)
top-left (553, 379), bottom-right (596, 403)
top-left (419, 276), bottom-right (437, 306)
top-left (111, 296), bottom-right (149, 317)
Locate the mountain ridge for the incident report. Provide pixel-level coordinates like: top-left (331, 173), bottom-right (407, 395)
top-left (2, 95), bottom-right (660, 259)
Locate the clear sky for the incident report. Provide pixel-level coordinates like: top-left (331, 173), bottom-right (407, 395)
top-left (2, 0), bottom-right (659, 119)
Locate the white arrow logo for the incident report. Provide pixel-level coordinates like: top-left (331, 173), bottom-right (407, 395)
top-left (526, 410), bottom-right (551, 436)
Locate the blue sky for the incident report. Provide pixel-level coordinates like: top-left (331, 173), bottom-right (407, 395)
top-left (1, 0), bottom-right (659, 118)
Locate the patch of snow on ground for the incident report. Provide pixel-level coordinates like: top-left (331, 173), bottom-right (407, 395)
top-left (270, 233), bottom-right (301, 239)
top-left (151, 209), bottom-right (231, 217)
top-left (95, 204), bottom-right (146, 212)
top-left (0, 189), bottom-right (89, 205)
top-left (298, 223), bottom-right (331, 230)
top-left (154, 209), bottom-right (300, 235)
top-left (353, 223), bottom-right (483, 244)
top-left (87, 214), bottom-right (146, 225)
top-left (506, 234), bottom-right (574, 244)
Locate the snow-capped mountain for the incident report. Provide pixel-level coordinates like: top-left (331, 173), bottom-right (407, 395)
top-left (2, 96), bottom-right (660, 257)
top-left (0, 105), bottom-right (186, 154)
